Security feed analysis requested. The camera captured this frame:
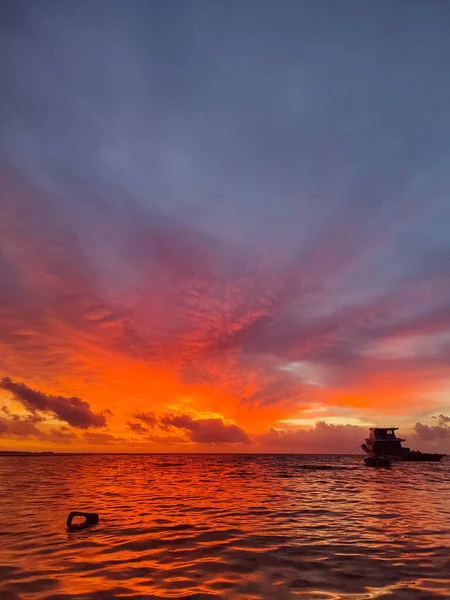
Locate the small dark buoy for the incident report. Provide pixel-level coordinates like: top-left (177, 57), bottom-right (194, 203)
top-left (66, 511), bottom-right (99, 530)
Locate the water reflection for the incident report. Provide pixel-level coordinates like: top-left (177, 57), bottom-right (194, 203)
top-left (0, 454), bottom-right (449, 599)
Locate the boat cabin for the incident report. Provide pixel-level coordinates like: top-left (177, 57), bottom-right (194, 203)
top-left (369, 428), bottom-right (405, 442)
top-left (364, 427), bottom-right (410, 457)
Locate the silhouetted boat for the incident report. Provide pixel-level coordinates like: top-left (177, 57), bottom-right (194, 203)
top-left (364, 455), bottom-right (391, 467)
top-left (362, 428), bottom-right (446, 462)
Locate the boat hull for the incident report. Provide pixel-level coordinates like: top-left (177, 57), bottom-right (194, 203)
top-left (361, 444), bottom-right (445, 462)
top-left (364, 456), bottom-right (391, 467)
top-left (402, 453), bottom-right (445, 462)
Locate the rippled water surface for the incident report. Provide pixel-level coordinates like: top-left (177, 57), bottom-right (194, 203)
top-left (1, 454), bottom-right (449, 599)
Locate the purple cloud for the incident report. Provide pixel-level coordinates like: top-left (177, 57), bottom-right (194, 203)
top-left (127, 421), bottom-right (148, 434)
top-left (414, 417), bottom-right (450, 441)
top-left (160, 414), bottom-right (251, 445)
top-left (134, 412), bottom-right (158, 427)
top-left (0, 377), bottom-right (107, 429)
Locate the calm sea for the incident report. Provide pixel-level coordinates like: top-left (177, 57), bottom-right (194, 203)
top-left (0, 454), bottom-right (449, 600)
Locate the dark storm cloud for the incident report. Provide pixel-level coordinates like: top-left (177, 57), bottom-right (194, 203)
top-left (1, 0), bottom-right (450, 418)
top-left (0, 377), bottom-right (107, 428)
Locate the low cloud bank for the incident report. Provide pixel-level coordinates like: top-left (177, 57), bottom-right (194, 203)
top-left (414, 414), bottom-right (450, 441)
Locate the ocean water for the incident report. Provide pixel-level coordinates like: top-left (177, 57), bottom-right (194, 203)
top-left (0, 454), bottom-right (449, 600)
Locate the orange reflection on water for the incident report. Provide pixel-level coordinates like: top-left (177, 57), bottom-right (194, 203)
top-left (0, 454), bottom-right (449, 599)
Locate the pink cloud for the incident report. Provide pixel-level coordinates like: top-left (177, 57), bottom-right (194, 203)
top-left (414, 415), bottom-right (450, 441)
top-left (257, 421), bottom-right (366, 453)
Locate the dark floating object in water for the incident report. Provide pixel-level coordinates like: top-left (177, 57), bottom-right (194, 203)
top-left (66, 511), bottom-right (99, 530)
top-left (364, 455), bottom-right (392, 468)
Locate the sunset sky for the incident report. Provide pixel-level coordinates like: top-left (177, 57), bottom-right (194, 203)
top-left (1, 1), bottom-right (450, 453)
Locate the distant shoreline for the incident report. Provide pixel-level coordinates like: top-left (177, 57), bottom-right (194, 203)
top-left (0, 451), bottom-right (350, 456)
top-left (0, 451), bottom-right (55, 455)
